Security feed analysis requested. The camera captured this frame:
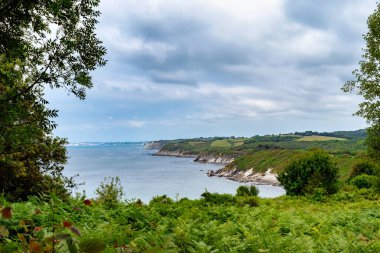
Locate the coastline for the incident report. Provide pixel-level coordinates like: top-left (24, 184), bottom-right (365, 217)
top-left (207, 168), bottom-right (280, 186)
top-left (149, 147), bottom-right (280, 186)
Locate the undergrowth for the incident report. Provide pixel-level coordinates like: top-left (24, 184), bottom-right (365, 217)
top-left (1, 190), bottom-right (379, 252)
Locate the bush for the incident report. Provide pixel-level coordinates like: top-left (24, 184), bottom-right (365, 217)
top-left (349, 161), bottom-right (378, 180)
top-left (236, 185), bottom-right (259, 196)
top-left (95, 176), bottom-right (124, 207)
top-left (350, 174), bottom-right (377, 189)
top-left (201, 192), bottom-right (236, 205)
top-left (149, 195), bottom-right (173, 205)
top-left (277, 150), bottom-right (339, 196)
top-left (236, 196), bottom-right (259, 207)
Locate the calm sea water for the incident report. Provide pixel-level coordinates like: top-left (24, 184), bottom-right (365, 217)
top-left (64, 142), bottom-right (285, 202)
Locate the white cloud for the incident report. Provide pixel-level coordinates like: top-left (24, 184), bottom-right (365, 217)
top-left (123, 120), bottom-right (146, 128)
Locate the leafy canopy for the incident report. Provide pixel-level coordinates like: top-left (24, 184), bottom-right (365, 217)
top-left (0, 0), bottom-right (106, 200)
top-left (343, 3), bottom-right (380, 160)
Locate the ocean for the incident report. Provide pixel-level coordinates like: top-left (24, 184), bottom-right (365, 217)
top-left (64, 142), bottom-right (285, 202)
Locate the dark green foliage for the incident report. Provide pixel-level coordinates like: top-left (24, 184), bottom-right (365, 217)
top-left (235, 196), bottom-right (259, 207)
top-left (200, 192), bottom-right (236, 205)
top-left (350, 175), bottom-right (378, 189)
top-left (366, 125), bottom-right (380, 161)
top-left (294, 129), bottom-right (366, 140)
top-left (78, 237), bottom-right (106, 253)
top-left (0, 0), bottom-right (106, 98)
top-left (149, 195), bottom-right (174, 205)
top-left (349, 160), bottom-right (378, 180)
top-left (236, 186), bottom-right (250, 196)
top-left (236, 185), bottom-right (259, 196)
top-left (0, 0), bottom-right (105, 200)
top-left (277, 150), bottom-right (339, 196)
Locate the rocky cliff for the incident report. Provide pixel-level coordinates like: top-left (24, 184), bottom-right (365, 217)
top-left (208, 167), bottom-right (280, 186)
top-left (153, 149), bottom-right (197, 158)
top-left (144, 141), bottom-right (168, 150)
top-left (194, 153), bottom-right (234, 164)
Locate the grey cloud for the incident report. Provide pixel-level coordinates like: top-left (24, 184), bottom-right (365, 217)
top-left (76, 0), bottom-right (373, 140)
top-left (284, 0), bottom-right (345, 28)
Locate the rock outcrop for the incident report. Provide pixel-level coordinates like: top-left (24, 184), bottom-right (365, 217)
top-left (194, 154), bottom-right (234, 164)
top-left (208, 167), bottom-right (280, 186)
top-left (153, 150), bottom-right (197, 158)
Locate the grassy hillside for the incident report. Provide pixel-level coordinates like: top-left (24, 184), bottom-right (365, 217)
top-left (1, 191), bottom-right (379, 252)
top-left (223, 150), bottom-right (362, 181)
top-left (156, 130), bottom-right (366, 157)
top-left (153, 130), bottom-right (367, 178)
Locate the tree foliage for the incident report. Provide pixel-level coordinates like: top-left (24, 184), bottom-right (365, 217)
top-left (236, 185), bottom-right (259, 197)
top-left (95, 177), bottom-right (124, 208)
top-left (343, 3), bottom-right (380, 160)
top-left (277, 150), bottom-right (339, 196)
top-left (0, 0), bottom-right (106, 200)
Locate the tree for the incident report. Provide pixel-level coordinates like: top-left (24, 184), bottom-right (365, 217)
top-left (342, 3), bottom-right (380, 160)
top-left (277, 150), bottom-right (339, 196)
top-left (0, 0), bottom-right (106, 200)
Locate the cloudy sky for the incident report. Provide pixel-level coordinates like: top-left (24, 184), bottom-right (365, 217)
top-left (46, 0), bottom-right (376, 142)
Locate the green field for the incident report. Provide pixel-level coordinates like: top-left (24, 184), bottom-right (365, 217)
top-left (296, 135), bottom-right (347, 142)
top-left (210, 139), bottom-right (231, 148)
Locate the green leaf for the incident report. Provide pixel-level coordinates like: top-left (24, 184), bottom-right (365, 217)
top-left (0, 225), bottom-right (9, 237)
top-left (66, 237), bottom-right (78, 253)
top-left (78, 237), bottom-right (106, 253)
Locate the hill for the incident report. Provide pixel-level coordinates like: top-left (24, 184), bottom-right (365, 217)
top-left (148, 129), bottom-right (367, 184)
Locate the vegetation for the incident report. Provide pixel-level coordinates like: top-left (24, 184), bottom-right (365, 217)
top-left (0, 0), bottom-right (105, 200)
top-left (349, 161), bottom-right (379, 181)
top-left (277, 150), bottom-right (339, 196)
top-left (95, 177), bottom-right (124, 208)
top-left (1, 0), bottom-right (379, 252)
top-left (350, 175), bottom-right (378, 189)
top-left (226, 149), bottom-right (302, 173)
top-left (156, 130), bottom-right (366, 158)
top-left (343, 2), bottom-right (380, 160)
top-left (295, 136), bottom-right (347, 142)
top-left (0, 190), bottom-right (379, 252)
top-left (236, 185), bottom-right (259, 197)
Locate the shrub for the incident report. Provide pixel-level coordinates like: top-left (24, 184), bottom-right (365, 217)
top-left (149, 195), bottom-right (173, 205)
top-left (201, 192), bottom-right (236, 205)
top-left (277, 150), bottom-right (339, 196)
top-left (350, 174), bottom-right (377, 189)
top-left (95, 176), bottom-right (124, 207)
top-left (236, 196), bottom-right (259, 207)
top-left (236, 185), bottom-right (259, 196)
top-left (349, 161), bottom-right (378, 180)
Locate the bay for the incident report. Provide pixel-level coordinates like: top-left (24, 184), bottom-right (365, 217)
top-left (64, 142), bottom-right (285, 203)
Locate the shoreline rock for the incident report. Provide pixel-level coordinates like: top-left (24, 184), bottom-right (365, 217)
top-left (144, 141), bottom-right (167, 150)
top-left (208, 168), bottom-right (280, 186)
top-left (194, 153), bottom-right (234, 164)
top-left (153, 150), bottom-right (234, 164)
top-left (153, 150), bottom-right (197, 158)
top-left (150, 148), bottom-right (280, 186)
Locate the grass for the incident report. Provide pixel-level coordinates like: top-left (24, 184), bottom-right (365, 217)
top-left (296, 135), bottom-right (347, 142)
top-left (1, 191), bottom-right (379, 252)
top-left (227, 149), bottom-right (303, 173)
top-left (210, 139), bottom-right (231, 148)
top-left (224, 150), bottom-right (362, 181)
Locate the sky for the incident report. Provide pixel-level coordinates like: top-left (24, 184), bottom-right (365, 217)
top-left (46, 0), bottom-right (376, 142)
